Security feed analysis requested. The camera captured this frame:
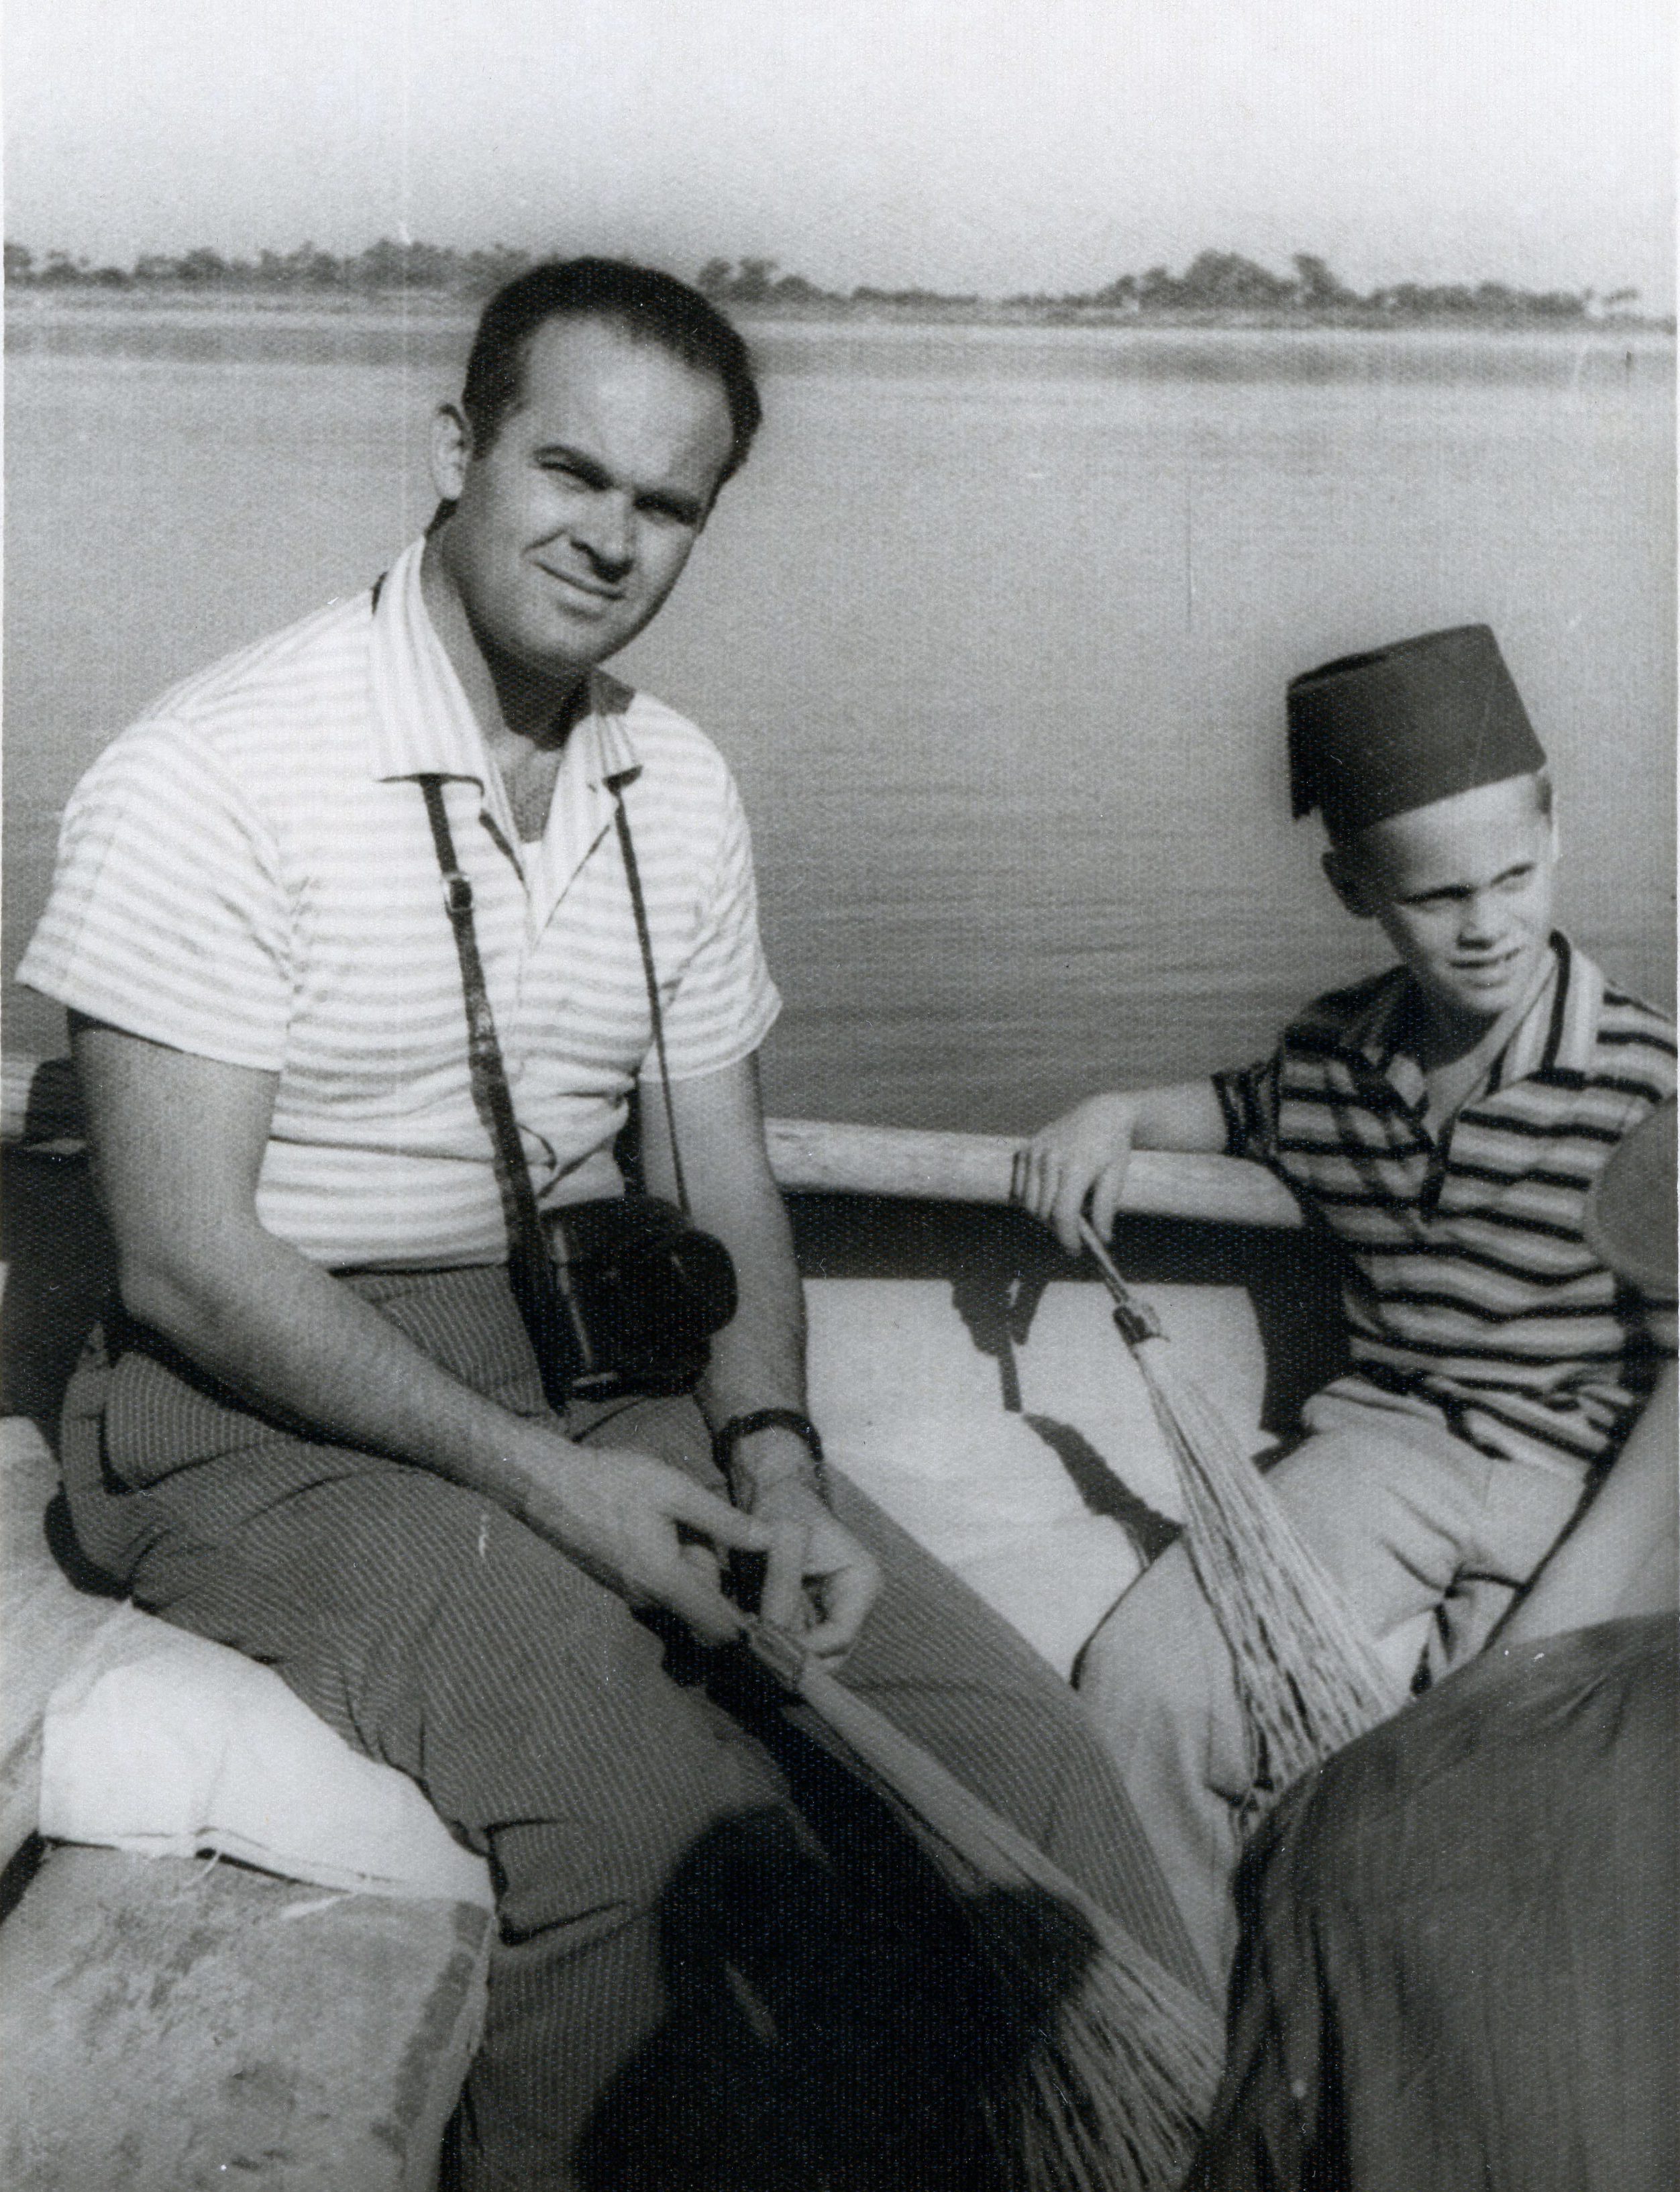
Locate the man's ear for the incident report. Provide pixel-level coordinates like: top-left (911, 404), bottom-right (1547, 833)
top-left (430, 403), bottom-right (474, 504)
top-left (1322, 844), bottom-right (1376, 918)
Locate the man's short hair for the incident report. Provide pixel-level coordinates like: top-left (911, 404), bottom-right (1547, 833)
top-left (459, 258), bottom-right (762, 486)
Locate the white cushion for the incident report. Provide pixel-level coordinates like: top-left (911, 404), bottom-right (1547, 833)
top-left (39, 1609), bottom-right (494, 1909)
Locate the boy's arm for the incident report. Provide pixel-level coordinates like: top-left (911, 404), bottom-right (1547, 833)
top-left (1014, 1080), bottom-right (1228, 1255)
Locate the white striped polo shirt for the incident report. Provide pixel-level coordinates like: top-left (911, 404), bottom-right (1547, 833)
top-left (1214, 935), bottom-right (1676, 1472)
top-left (21, 538), bottom-right (780, 1269)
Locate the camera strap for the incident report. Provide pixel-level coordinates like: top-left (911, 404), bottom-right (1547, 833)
top-left (603, 768), bottom-right (691, 1216)
top-left (417, 741), bottom-right (693, 1402)
top-left (417, 774), bottom-right (583, 1404)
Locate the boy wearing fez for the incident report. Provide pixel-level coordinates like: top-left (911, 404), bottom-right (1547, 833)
top-left (1016, 625), bottom-right (1677, 1994)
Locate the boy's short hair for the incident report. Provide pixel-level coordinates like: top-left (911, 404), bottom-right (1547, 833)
top-left (458, 258), bottom-right (762, 486)
top-left (1288, 625), bottom-right (1546, 841)
top-left (1332, 769), bottom-right (1553, 871)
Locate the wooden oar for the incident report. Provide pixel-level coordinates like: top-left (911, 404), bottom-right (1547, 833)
top-left (3, 1051), bottom-right (1302, 1231)
top-left (1078, 1214), bottom-right (1405, 1817)
top-left (747, 1619), bottom-right (1223, 2191)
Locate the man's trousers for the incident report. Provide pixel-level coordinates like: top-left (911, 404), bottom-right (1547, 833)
top-left (1075, 1385), bottom-right (1587, 1999)
top-left (58, 1265), bottom-right (1204, 2190)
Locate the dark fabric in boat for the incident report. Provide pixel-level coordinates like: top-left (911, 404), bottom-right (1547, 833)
top-left (1190, 1614), bottom-right (1679, 2191)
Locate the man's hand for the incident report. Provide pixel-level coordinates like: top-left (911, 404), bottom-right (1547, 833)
top-left (635, 1055), bottom-right (882, 1659)
top-left (513, 1432), bottom-right (774, 1647)
top-left (1014, 1093), bottom-right (1141, 1255)
top-left (749, 1475), bottom-right (882, 1666)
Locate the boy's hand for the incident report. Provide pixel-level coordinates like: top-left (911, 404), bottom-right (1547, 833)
top-left (1014, 1094), bottom-right (1140, 1255)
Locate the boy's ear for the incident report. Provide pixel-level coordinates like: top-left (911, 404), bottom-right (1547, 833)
top-left (1322, 844), bottom-right (1377, 918)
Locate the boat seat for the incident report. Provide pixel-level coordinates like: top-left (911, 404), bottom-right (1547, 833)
top-left (0, 1416), bottom-right (494, 2192)
top-left (805, 1274), bottom-right (1271, 1675)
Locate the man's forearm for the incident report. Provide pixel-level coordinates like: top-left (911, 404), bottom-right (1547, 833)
top-left (641, 1053), bottom-right (821, 1500)
top-left (113, 1205), bottom-right (774, 1640)
top-left (119, 1216), bottom-right (562, 1514)
top-left (641, 1054), bottom-right (807, 1421)
top-left (692, 1173), bottom-right (806, 1424)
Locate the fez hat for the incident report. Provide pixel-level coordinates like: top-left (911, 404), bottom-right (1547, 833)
top-left (1583, 1096), bottom-right (1677, 1296)
top-left (1288, 625), bottom-right (1546, 838)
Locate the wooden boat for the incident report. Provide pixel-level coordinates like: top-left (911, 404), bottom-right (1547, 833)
top-left (0, 1048), bottom-right (1332, 2191)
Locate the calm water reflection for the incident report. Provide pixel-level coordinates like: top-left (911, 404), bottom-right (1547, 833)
top-left (6, 308), bottom-right (1673, 1129)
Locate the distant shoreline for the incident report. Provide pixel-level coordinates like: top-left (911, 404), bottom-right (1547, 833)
top-left (6, 287), bottom-right (1672, 336)
top-left (13, 239), bottom-right (1667, 331)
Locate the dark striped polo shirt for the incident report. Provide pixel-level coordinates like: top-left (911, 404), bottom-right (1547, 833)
top-left (1213, 934), bottom-right (1676, 1473)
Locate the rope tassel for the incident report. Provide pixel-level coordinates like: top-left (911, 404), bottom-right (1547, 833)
top-left (1078, 1216), bottom-right (1406, 1815)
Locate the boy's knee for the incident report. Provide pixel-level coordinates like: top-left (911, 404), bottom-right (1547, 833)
top-left (1267, 1421), bottom-right (1487, 1627)
top-left (1075, 1543), bottom-right (1227, 1732)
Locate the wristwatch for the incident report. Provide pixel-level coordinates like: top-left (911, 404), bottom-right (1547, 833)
top-left (712, 1409), bottom-right (831, 1504)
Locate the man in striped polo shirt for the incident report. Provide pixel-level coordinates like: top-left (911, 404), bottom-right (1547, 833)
top-left (1017, 625), bottom-right (1676, 1996)
top-left (21, 261), bottom-right (1202, 2187)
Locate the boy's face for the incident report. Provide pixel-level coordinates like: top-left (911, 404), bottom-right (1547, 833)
top-left (1326, 774), bottom-right (1559, 1032)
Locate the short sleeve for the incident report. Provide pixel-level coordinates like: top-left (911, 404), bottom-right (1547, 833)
top-left (17, 719), bottom-right (293, 1070)
top-left (1212, 1051), bottom-right (1283, 1163)
top-left (649, 768), bottom-right (780, 1081)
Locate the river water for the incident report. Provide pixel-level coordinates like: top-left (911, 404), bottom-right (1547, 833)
top-left (5, 304), bottom-right (1673, 1130)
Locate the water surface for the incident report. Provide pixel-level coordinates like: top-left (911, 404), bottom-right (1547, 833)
top-left (6, 307), bottom-right (1673, 1131)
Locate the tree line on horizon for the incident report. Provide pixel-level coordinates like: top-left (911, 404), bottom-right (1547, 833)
top-left (3, 238), bottom-right (1646, 322)
top-left (700, 249), bottom-right (1640, 320)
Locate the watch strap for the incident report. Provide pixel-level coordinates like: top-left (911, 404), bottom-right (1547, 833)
top-left (713, 1410), bottom-right (829, 1503)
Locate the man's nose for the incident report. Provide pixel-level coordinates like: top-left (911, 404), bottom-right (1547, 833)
top-left (575, 490), bottom-right (634, 576)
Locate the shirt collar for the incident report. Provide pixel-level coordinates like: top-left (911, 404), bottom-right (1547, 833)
top-left (366, 537), bottom-right (640, 792)
top-left (1506, 932), bottom-right (1604, 1082)
top-left (1339, 933), bottom-right (1602, 1096)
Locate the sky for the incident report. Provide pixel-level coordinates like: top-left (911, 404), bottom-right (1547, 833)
top-left (5, 0), bottom-right (1673, 306)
